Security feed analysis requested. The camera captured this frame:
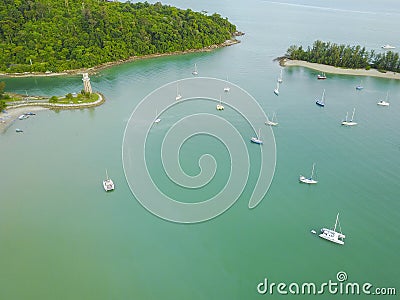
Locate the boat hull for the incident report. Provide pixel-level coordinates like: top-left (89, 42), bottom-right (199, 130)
top-left (299, 176), bottom-right (318, 184)
top-left (319, 228), bottom-right (345, 245)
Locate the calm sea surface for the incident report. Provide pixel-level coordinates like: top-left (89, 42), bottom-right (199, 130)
top-left (1, 1), bottom-right (399, 299)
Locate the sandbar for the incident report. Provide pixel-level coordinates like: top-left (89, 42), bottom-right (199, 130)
top-left (281, 59), bottom-right (400, 80)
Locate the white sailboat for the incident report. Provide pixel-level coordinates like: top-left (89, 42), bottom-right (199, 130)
top-left (319, 213), bottom-right (346, 245)
top-left (317, 72), bottom-right (327, 80)
top-left (175, 83), bottom-right (182, 101)
top-left (192, 63), bottom-right (198, 75)
top-left (251, 128), bottom-right (263, 144)
top-left (265, 112), bottom-right (278, 126)
top-left (315, 89), bottom-right (325, 107)
top-left (341, 108), bottom-right (357, 126)
top-left (377, 91), bottom-right (390, 106)
top-left (277, 69), bottom-right (283, 83)
top-left (216, 96), bottom-right (224, 110)
top-left (299, 163), bottom-right (318, 184)
top-left (224, 77), bottom-right (230, 92)
top-left (273, 82), bottom-right (280, 96)
top-left (103, 169), bottom-right (115, 191)
top-left (154, 109), bottom-right (161, 123)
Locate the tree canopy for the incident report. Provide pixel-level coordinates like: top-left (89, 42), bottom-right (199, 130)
top-left (286, 40), bottom-right (400, 73)
top-left (0, 0), bottom-right (237, 73)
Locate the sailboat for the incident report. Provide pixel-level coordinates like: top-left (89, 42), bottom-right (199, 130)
top-left (154, 109), bottom-right (161, 123)
top-left (341, 108), bottom-right (357, 126)
top-left (299, 163), bottom-right (318, 184)
top-left (224, 76), bottom-right (230, 92)
top-left (216, 96), bottom-right (224, 110)
top-left (317, 72), bottom-right (327, 80)
top-left (265, 112), bottom-right (278, 126)
top-left (377, 91), bottom-right (390, 106)
top-left (273, 82), bottom-right (280, 96)
top-left (103, 169), bottom-right (115, 191)
top-left (277, 69), bottom-right (283, 83)
top-left (355, 80), bottom-right (364, 90)
top-left (250, 128), bottom-right (263, 144)
top-left (175, 83), bottom-right (182, 101)
top-left (319, 213), bottom-right (346, 245)
top-left (315, 89), bottom-right (326, 107)
top-left (192, 63), bottom-right (198, 76)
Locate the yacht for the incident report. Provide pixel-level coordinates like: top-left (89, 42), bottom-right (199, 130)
top-left (341, 108), bottom-right (357, 126)
top-left (216, 96), bottom-right (224, 110)
top-left (317, 72), bottom-right (327, 80)
top-left (315, 89), bottom-right (326, 107)
top-left (265, 112), bottom-right (278, 126)
top-left (250, 129), bottom-right (263, 144)
top-left (103, 169), bottom-right (115, 191)
top-left (377, 92), bottom-right (390, 106)
top-left (299, 163), bottom-right (318, 184)
top-left (381, 44), bottom-right (395, 50)
top-left (319, 213), bottom-right (346, 245)
top-left (273, 82), bottom-right (280, 96)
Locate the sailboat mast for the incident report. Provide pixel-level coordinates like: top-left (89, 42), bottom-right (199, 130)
top-left (334, 213), bottom-right (339, 231)
top-left (351, 108), bottom-right (355, 121)
top-left (311, 163), bottom-right (315, 179)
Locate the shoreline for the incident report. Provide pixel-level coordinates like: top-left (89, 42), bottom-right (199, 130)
top-left (0, 92), bottom-right (104, 132)
top-left (0, 38), bottom-right (241, 78)
top-left (281, 59), bottom-right (400, 80)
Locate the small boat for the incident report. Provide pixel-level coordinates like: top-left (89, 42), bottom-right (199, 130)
top-left (273, 82), bottom-right (280, 96)
top-left (311, 230), bottom-right (317, 234)
top-left (265, 112), bottom-right (278, 126)
top-left (319, 213), bottom-right (346, 245)
top-left (377, 92), bottom-right (390, 106)
top-left (18, 114), bottom-right (29, 120)
top-left (315, 89), bottom-right (326, 107)
top-left (103, 169), bottom-right (115, 191)
top-left (317, 72), bottom-right (327, 80)
top-left (15, 128), bottom-right (23, 133)
top-left (355, 80), bottom-right (363, 90)
top-left (25, 112), bottom-right (36, 116)
top-left (250, 128), bottom-right (263, 144)
top-left (216, 96), bottom-right (224, 110)
top-left (381, 44), bottom-right (395, 50)
top-left (299, 163), bottom-right (318, 184)
top-left (192, 63), bottom-right (198, 76)
top-left (277, 69), bottom-right (283, 83)
top-left (341, 108), bottom-right (357, 126)
top-left (175, 83), bottom-right (182, 101)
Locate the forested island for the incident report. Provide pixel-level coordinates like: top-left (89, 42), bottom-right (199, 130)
top-left (0, 0), bottom-right (238, 74)
top-left (285, 40), bottom-right (400, 73)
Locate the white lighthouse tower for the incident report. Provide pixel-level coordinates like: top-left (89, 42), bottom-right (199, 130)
top-left (82, 73), bottom-right (92, 94)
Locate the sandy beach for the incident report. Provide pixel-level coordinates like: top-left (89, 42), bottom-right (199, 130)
top-left (281, 59), bottom-right (400, 80)
top-left (0, 106), bottom-right (48, 132)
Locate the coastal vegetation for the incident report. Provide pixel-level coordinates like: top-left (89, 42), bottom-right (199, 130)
top-left (0, 0), bottom-right (237, 73)
top-left (286, 40), bottom-right (400, 73)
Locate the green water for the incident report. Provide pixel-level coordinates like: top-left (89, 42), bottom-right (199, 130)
top-left (1, 0), bottom-right (400, 299)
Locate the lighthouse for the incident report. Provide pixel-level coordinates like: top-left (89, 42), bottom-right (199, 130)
top-left (82, 73), bottom-right (92, 94)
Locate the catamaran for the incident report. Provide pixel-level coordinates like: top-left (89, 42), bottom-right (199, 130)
top-left (315, 89), bottom-right (326, 107)
top-left (377, 91), bottom-right (390, 106)
top-left (216, 96), bottom-right (224, 110)
top-left (341, 108), bottom-right (357, 126)
top-left (251, 128), bottom-right (263, 144)
top-left (265, 112), bottom-right (278, 126)
top-left (103, 169), bottom-right (115, 191)
top-left (299, 163), bottom-right (318, 184)
top-left (273, 82), bottom-right (280, 96)
top-left (319, 213), bottom-right (346, 245)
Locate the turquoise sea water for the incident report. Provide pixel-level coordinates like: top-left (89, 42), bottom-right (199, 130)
top-left (1, 1), bottom-right (399, 299)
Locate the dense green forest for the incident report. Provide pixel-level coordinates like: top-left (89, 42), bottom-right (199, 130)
top-left (0, 0), bottom-right (237, 73)
top-left (286, 40), bottom-right (400, 73)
